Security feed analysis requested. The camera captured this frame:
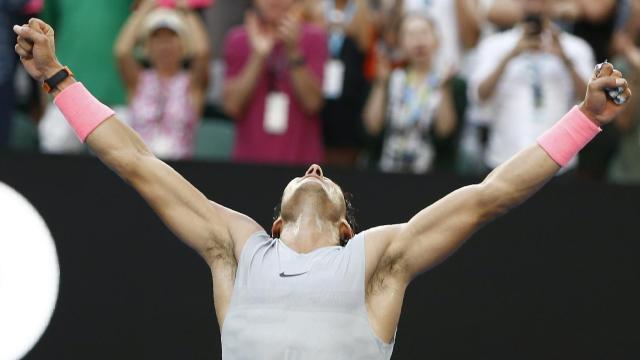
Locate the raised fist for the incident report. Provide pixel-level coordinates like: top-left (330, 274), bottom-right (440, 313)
top-left (13, 18), bottom-right (63, 82)
top-left (580, 62), bottom-right (633, 126)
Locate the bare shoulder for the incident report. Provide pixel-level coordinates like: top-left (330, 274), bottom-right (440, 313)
top-left (206, 200), bottom-right (264, 263)
top-left (362, 225), bottom-right (404, 286)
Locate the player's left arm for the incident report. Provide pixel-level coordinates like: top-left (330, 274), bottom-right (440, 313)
top-left (370, 63), bottom-right (632, 283)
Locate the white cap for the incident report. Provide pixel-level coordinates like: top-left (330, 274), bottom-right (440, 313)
top-left (143, 8), bottom-right (186, 38)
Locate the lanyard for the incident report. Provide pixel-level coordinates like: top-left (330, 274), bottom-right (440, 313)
top-left (396, 71), bottom-right (439, 127)
top-left (266, 47), bottom-right (288, 92)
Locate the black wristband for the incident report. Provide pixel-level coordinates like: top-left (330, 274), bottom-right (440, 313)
top-left (43, 66), bottom-right (74, 93)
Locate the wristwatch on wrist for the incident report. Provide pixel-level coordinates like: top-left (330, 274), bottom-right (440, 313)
top-left (43, 66), bottom-right (74, 93)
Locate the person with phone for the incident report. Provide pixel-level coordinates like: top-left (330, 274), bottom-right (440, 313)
top-left (222, 0), bottom-right (327, 165)
top-left (470, 0), bottom-right (595, 172)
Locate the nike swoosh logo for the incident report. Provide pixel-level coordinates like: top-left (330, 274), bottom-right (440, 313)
top-left (279, 272), bottom-right (308, 278)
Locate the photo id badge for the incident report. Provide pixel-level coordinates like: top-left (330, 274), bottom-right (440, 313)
top-left (264, 92), bottom-right (289, 135)
top-left (323, 60), bottom-right (346, 99)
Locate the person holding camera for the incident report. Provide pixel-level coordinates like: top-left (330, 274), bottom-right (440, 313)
top-left (469, 0), bottom-right (595, 171)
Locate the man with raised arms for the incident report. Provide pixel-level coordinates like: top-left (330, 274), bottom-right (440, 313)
top-left (13, 18), bottom-right (631, 360)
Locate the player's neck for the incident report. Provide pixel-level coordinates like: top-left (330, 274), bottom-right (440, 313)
top-left (280, 211), bottom-right (340, 254)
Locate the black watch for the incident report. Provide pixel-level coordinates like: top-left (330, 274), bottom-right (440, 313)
top-left (43, 66), bottom-right (74, 93)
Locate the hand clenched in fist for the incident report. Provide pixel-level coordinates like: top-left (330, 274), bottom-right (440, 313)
top-left (13, 18), bottom-right (63, 82)
top-left (580, 62), bottom-right (633, 126)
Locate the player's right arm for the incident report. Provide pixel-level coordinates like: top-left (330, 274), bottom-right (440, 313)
top-left (14, 19), bottom-right (262, 264)
top-left (84, 118), bottom-right (262, 263)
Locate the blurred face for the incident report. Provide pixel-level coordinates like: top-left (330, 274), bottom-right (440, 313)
top-left (278, 165), bottom-right (347, 233)
top-left (147, 28), bottom-right (184, 69)
top-left (400, 16), bottom-right (437, 65)
top-left (254, 0), bottom-right (296, 24)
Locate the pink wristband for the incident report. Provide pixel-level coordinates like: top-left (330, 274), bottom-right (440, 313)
top-left (53, 82), bottom-right (115, 142)
top-left (537, 106), bottom-right (602, 167)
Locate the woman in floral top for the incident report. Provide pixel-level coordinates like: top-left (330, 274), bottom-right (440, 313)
top-left (115, 0), bottom-right (210, 160)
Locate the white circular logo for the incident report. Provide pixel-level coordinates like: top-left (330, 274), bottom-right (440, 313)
top-left (0, 182), bottom-right (60, 360)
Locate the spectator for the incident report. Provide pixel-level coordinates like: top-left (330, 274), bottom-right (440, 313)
top-left (363, 14), bottom-right (456, 174)
top-left (401, 0), bottom-right (483, 173)
top-left (0, 0), bottom-right (31, 148)
top-left (486, 0), bottom-right (524, 29)
top-left (13, 0), bottom-right (45, 135)
top-left (486, 0), bottom-right (619, 61)
top-left (369, 0), bottom-right (405, 66)
top-left (612, 0), bottom-right (640, 70)
top-left (609, 0), bottom-right (640, 184)
top-left (202, 0), bottom-right (249, 108)
top-left (320, 0), bottom-right (373, 167)
top-left (115, 0), bottom-right (210, 160)
top-left (457, 0), bottom-right (514, 176)
top-left (551, 0), bottom-right (621, 180)
top-left (470, 0), bottom-right (594, 170)
top-left (608, 60), bottom-right (640, 184)
top-left (38, 0), bottom-right (132, 154)
top-left (222, 0), bottom-right (327, 165)
top-left (554, 0), bottom-right (618, 62)
top-left (403, 0), bottom-right (482, 75)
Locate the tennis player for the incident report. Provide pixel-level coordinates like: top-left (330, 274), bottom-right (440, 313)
top-left (14, 18), bottom-right (631, 359)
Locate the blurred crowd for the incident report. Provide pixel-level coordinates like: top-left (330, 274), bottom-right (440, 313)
top-left (1, 0), bottom-right (639, 184)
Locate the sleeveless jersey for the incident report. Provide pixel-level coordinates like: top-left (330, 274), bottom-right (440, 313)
top-left (221, 231), bottom-right (395, 359)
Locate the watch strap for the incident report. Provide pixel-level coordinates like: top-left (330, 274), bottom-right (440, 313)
top-left (43, 66), bottom-right (74, 93)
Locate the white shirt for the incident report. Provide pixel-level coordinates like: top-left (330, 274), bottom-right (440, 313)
top-left (469, 27), bottom-right (595, 169)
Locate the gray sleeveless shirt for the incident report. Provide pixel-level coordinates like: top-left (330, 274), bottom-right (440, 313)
top-left (221, 231), bottom-right (395, 359)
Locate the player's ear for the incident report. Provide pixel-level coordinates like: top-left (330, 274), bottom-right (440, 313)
top-left (339, 220), bottom-right (353, 244)
top-left (271, 217), bottom-right (283, 238)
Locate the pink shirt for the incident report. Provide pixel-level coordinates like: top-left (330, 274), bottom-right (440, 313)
top-left (224, 25), bottom-right (327, 165)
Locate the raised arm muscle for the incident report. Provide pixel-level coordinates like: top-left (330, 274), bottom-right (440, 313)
top-left (378, 144), bottom-right (560, 282)
top-left (87, 117), bottom-right (262, 264)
